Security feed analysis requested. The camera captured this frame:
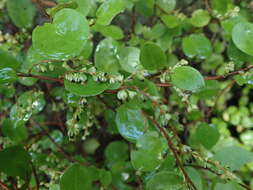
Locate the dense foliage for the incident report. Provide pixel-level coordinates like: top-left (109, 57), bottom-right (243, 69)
top-left (0, 0), bottom-right (253, 189)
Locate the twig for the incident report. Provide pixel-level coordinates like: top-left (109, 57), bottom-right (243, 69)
top-left (142, 111), bottom-right (197, 190)
top-left (30, 120), bottom-right (87, 166)
top-left (205, 65), bottom-right (253, 80)
top-left (0, 180), bottom-right (11, 190)
top-left (17, 73), bottom-right (64, 83)
top-left (204, 0), bottom-right (212, 13)
top-left (32, 0), bottom-right (56, 7)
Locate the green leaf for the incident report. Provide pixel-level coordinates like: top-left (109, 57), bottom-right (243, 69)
top-left (32, 8), bottom-right (89, 60)
top-left (156, 0), bottom-right (176, 13)
top-left (96, 0), bottom-right (129, 26)
top-left (0, 145), bottom-right (31, 179)
top-left (92, 24), bottom-right (124, 40)
top-left (0, 68), bottom-right (17, 84)
top-left (60, 164), bottom-right (92, 190)
top-left (99, 169), bottom-right (112, 187)
top-left (212, 0), bottom-right (233, 15)
top-left (95, 38), bottom-right (120, 73)
top-left (7, 0), bottom-right (36, 28)
top-left (195, 123), bottom-right (220, 149)
top-left (146, 171), bottom-right (183, 190)
top-left (131, 149), bottom-right (163, 171)
top-left (131, 132), bottom-right (165, 171)
top-left (47, 1), bottom-right (78, 17)
top-left (232, 22), bottom-right (253, 56)
top-left (214, 146), bottom-right (253, 171)
top-left (190, 9), bottom-right (210, 27)
top-left (115, 103), bottom-right (148, 142)
top-left (64, 78), bottom-right (110, 97)
top-left (214, 182), bottom-right (244, 190)
top-left (118, 47), bottom-right (142, 73)
top-left (161, 15), bottom-right (180, 29)
top-left (140, 42), bottom-right (167, 70)
top-left (171, 66), bottom-right (205, 92)
top-left (2, 119), bottom-right (28, 143)
top-left (182, 34), bottom-right (212, 59)
top-left (104, 141), bottom-right (129, 164)
top-left (186, 167), bottom-right (203, 190)
top-left (0, 50), bottom-right (20, 70)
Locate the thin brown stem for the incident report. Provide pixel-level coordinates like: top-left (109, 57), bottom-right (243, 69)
top-left (142, 111), bottom-right (197, 190)
top-left (205, 65), bottom-right (253, 80)
top-left (0, 180), bottom-right (11, 190)
top-left (17, 73), bottom-right (64, 83)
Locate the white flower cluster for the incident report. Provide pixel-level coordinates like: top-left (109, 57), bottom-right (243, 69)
top-left (172, 59), bottom-right (189, 70)
top-left (117, 89), bottom-right (137, 100)
top-left (155, 105), bottom-right (171, 126)
top-left (0, 31), bottom-right (18, 44)
top-left (65, 72), bottom-right (87, 83)
top-left (214, 6), bottom-right (240, 19)
top-left (224, 61), bottom-right (235, 73)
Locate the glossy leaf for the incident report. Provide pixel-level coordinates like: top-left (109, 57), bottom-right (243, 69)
top-left (7, 0), bottom-right (36, 28)
top-left (140, 42), bottom-right (167, 70)
top-left (32, 8), bottom-right (89, 60)
top-left (96, 0), bottom-right (129, 26)
top-left (0, 68), bottom-right (17, 84)
top-left (146, 171), bottom-right (183, 190)
top-left (60, 164), bottom-right (92, 190)
top-left (171, 66), bottom-right (205, 92)
top-left (195, 123), bottom-right (220, 149)
top-left (131, 132), bottom-right (165, 171)
top-left (232, 22), bottom-right (253, 56)
top-left (182, 34), bottom-right (212, 59)
top-left (115, 103), bottom-right (147, 142)
top-left (131, 149), bottom-right (163, 171)
top-left (0, 145), bottom-right (31, 179)
top-left (118, 47), bottom-right (141, 73)
top-left (214, 146), bottom-right (253, 170)
top-left (95, 38), bottom-right (120, 73)
top-left (64, 78), bottom-right (110, 97)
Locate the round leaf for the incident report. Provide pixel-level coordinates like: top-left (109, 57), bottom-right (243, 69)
top-left (115, 103), bottom-right (147, 142)
top-left (195, 123), bottom-right (220, 149)
top-left (140, 42), bottom-right (167, 70)
top-left (96, 0), bottom-right (129, 26)
top-left (146, 171), bottom-right (183, 190)
top-left (171, 66), bottom-right (205, 92)
top-left (118, 47), bottom-right (141, 73)
top-left (182, 34), bottom-right (212, 59)
top-left (95, 38), bottom-right (120, 73)
top-left (232, 22), bottom-right (253, 56)
top-left (32, 8), bottom-right (89, 60)
top-left (64, 78), bottom-right (110, 97)
top-left (190, 9), bottom-right (210, 27)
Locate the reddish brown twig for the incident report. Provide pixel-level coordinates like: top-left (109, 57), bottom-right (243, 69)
top-left (17, 73), bottom-right (64, 83)
top-left (0, 180), bottom-right (11, 190)
top-left (142, 111), bottom-right (197, 190)
top-left (205, 65), bottom-right (253, 80)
